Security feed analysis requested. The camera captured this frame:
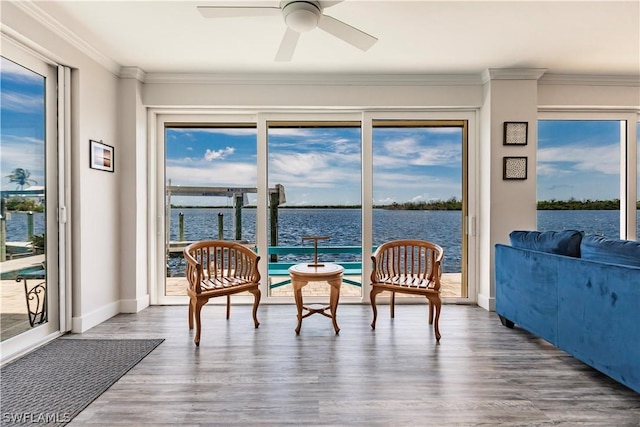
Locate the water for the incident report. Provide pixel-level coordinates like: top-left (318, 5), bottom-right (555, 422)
top-left (5, 209), bottom-right (638, 277)
top-left (3, 211), bottom-right (46, 241)
top-left (537, 210), bottom-right (625, 238)
top-left (167, 208), bottom-right (640, 277)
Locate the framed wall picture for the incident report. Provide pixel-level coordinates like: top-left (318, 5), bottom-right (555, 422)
top-left (90, 140), bottom-right (114, 172)
top-left (503, 121), bottom-right (528, 145)
top-left (503, 156), bottom-right (527, 180)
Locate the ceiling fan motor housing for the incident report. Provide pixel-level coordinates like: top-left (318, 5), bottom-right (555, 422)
top-left (281, 0), bottom-right (322, 32)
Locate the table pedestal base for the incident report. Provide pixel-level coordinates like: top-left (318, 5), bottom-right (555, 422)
top-left (289, 263), bottom-right (344, 335)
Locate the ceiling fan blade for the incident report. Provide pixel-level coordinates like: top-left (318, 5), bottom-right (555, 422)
top-left (317, 14), bottom-right (377, 51)
top-left (320, 1), bottom-right (344, 8)
top-left (197, 6), bottom-right (280, 18)
top-left (275, 28), bottom-right (301, 62)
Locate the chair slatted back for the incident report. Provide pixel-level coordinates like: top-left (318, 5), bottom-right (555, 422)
top-left (371, 239), bottom-right (443, 290)
top-left (184, 241), bottom-right (260, 294)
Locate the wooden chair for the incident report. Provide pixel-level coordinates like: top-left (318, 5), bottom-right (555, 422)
top-left (370, 239), bottom-right (444, 341)
top-left (183, 240), bottom-right (261, 346)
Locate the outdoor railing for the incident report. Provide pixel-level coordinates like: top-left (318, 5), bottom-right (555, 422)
top-left (268, 245), bottom-right (368, 288)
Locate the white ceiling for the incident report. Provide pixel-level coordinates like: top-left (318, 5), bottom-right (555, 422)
top-left (30, 0), bottom-right (640, 77)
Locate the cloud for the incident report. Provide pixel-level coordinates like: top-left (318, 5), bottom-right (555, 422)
top-left (374, 196), bottom-right (396, 205)
top-left (1, 58), bottom-right (44, 83)
top-left (166, 161), bottom-right (256, 187)
top-left (376, 127), bottom-right (461, 136)
top-left (538, 143), bottom-right (619, 175)
top-left (204, 146), bottom-right (234, 161)
top-left (269, 151), bottom-right (360, 189)
top-left (0, 135), bottom-right (45, 190)
top-left (372, 170), bottom-right (461, 202)
top-left (1, 91), bottom-right (44, 114)
top-left (377, 137), bottom-right (460, 167)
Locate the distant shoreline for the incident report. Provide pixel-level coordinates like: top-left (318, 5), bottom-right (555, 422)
top-left (171, 199), bottom-right (638, 211)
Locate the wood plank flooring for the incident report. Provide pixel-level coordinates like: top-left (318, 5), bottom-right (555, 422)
top-left (68, 304), bottom-right (640, 426)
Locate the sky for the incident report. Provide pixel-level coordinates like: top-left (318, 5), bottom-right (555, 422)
top-left (537, 120), bottom-right (624, 201)
top-left (166, 125), bottom-right (464, 206)
top-left (1, 55), bottom-right (638, 204)
top-left (1, 57), bottom-right (46, 193)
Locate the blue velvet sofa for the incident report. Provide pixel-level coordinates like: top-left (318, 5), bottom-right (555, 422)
top-left (495, 230), bottom-right (640, 393)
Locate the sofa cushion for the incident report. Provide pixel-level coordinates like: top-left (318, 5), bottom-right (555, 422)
top-left (580, 235), bottom-right (640, 267)
top-left (509, 230), bottom-right (583, 257)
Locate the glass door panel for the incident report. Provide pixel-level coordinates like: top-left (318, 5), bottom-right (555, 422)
top-left (537, 120), bottom-right (622, 238)
top-left (372, 120), bottom-right (467, 298)
top-left (0, 55), bottom-right (57, 344)
top-left (267, 121), bottom-right (362, 298)
top-left (163, 124), bottom-right (257, 297)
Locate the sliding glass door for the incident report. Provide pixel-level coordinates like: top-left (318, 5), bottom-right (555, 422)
top-left (266, 121), bottom-right (362, 299)
top-left (372, 120), bottom-right (468, 298)
top-left (162, 122), bottom-right (258, 300)
top-left (1, 44), bottom-right (62, 359)
top-left (537, 119), bottom-right (629, 239)
top-left (154, 112), bottom-right (475, 304)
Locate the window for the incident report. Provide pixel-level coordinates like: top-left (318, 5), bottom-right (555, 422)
top-left (372, 120), bottom-right (468, 298)
top-left (267, 121), bottom-right (362, 298)
top-left (537, 120), bottom-right (622, 238)
top-left (163, 124), bottom-right (257, 297)
top-left (1, 46), bottom-right (63, 359)
top-left (153, 113), bottom-right (477, 305)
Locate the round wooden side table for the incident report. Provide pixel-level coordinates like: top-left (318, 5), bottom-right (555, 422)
top-left (288, 263), bottom-right (344, 334)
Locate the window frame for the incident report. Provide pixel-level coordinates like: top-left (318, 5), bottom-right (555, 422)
top-left (537, 111), bottom-right (638, 240)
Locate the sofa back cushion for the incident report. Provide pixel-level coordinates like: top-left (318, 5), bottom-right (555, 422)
top-left (509, 230), bottom-right (583, 257)
top-left (580, 235), bottom-right (640, 267)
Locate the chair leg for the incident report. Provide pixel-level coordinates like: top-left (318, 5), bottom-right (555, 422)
top-left (226, 295), bottom-right (231, 320)
top-left (249, 287), bottom-right (261, 328)
top-left (188, 297), bottom-right (195, 330)
top-left (370, 286), bottom-right (384, 329)
top-left (194, 298), bottom-right (207, 346)
top-left (389, 291), bottom-right (395, 318)
top-left (430, 296), bottom-right (442, 342)
top-left (428, 298), bottom-right (434, 325)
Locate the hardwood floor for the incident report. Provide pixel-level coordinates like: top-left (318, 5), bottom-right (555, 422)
top-left (69, 304), bottom-right (640, 426)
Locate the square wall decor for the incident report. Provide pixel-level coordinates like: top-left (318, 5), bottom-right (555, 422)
top-left (90, 140), bottom-right (114, 172)
top-left (504, 121), bottom-right (528, 145)
top-left (503, 156), bottom-right (527, 180)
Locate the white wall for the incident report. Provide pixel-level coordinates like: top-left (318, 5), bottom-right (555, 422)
top-left (539, 78), bottom-right (640, 110)
top-left (143, 79), bottom-right (484, 109)
top-left (118, 71), bottom-right (149, 313)
top-left (477, 71), bottom-right (541, 311)
top-left (2, 2), bottom-right (122, 332)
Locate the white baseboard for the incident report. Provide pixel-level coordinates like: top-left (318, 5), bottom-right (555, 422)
top-left (119, 294), bottom-right (150, 313)
top-left (477, 293), bottom-right (495, 311)
top-left (71, 301), bottom-right (120, 333)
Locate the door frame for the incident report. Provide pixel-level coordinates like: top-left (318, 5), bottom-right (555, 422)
top-left (0, 38), bottom-right (71, 364)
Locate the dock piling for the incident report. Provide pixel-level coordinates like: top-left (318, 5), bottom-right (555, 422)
top-left (218, 212), bottom-right (224, 240)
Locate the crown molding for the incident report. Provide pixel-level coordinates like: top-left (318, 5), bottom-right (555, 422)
top-left (142, 72), bottom-right (484, 86)
top-left (120, 66), bottom-right (146, 82)
top-left (482, 68), bottom-right (547, 83)
top-left (12, 1), bottom-right (121, 75)
top-left (540, 73), bottom-right (640, 87)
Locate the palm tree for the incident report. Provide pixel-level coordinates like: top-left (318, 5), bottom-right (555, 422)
top-left (6, 168), bottom-right (37, 190)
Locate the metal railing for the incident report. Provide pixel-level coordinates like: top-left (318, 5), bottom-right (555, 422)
top-left (268, 245), bottom-right (368, 288)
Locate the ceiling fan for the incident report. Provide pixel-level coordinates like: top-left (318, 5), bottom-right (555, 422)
top-left (197, 1), bottom-right (378, 61)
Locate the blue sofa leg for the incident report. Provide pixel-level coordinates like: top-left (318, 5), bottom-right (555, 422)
top-left (499, 315), bottom-right (514, 329)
